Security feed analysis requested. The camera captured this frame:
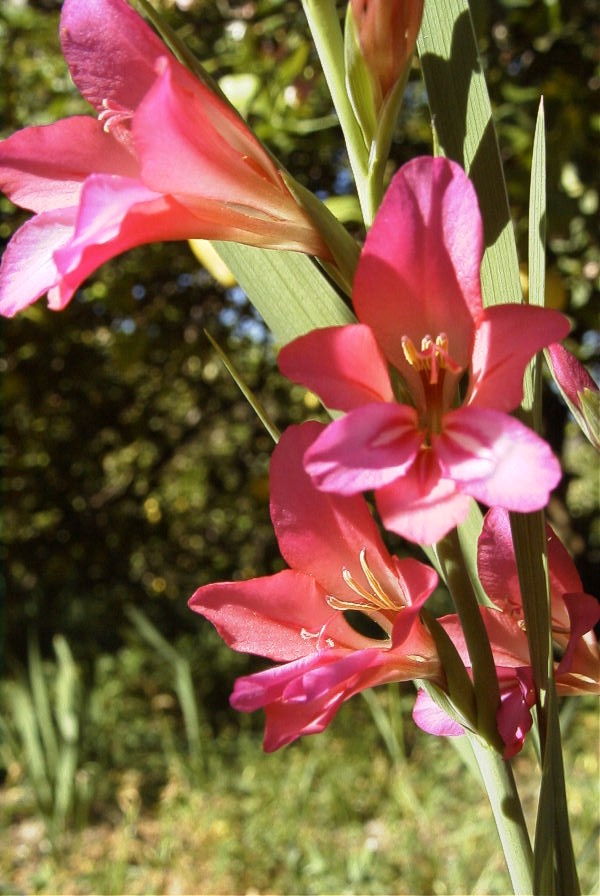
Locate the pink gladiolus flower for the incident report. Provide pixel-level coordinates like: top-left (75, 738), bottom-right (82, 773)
top-left (350, 0), bottom-right (424, 109)
top-left (188, 422), bottom-right (441, 751)
top-left (414, 507), bottom-right (600, 757)
top-left (0, 0), bottom-right (328, 317)
top-left (279, 157), bottom-right (571, 544)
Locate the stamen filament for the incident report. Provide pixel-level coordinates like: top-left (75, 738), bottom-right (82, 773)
top-left (401, 332), bottom-right (462, 386)
top-left (328, 548), bottom-right (405, 612)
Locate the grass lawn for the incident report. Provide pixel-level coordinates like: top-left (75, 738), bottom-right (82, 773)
top-left (1, 687), bottom-right (598, 895)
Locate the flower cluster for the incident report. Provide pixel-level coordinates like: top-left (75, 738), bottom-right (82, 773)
top-left (191, 157), bottom-right (599, 754)
top-left (2, 0), bottom-right (598, 763)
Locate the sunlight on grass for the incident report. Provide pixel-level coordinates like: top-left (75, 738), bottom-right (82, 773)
top-left (1, 688), bottom-right (597, 895)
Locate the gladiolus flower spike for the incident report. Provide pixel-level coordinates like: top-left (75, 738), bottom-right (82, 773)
top-left (0, 0), bottom-right (329, 317)
top-left (189, 422), bottom-right (442, 752)
top-left (279, 157), bottom-right (571, 545)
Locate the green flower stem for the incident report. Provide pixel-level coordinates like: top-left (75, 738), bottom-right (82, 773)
top-left (435, 529), bottom-right (502, 751)
top-left (468, 734), bottom-right (534, 895)
top-left (301, 0), bottom-right (373, 224)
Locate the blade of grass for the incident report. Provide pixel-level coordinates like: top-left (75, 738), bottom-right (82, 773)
top-left (6, 682), bottom-right (53, 814)
top-left (126, 606), bottom-right (204, 764)
top-left (53, 636), bottom-right (80, 833)
top-left (204, 330), bottom-right (280, 444)
top-left (28, 634), bottom-right (58, 774)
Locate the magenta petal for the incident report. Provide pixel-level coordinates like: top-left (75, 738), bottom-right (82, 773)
top-left (231, 651), bottom-right (339, 711)
top-left (60, 0), bottom-right (168, 114)
top-left (278, 325), bottom-right (394, 412)
top-left (54, 176), bottom-right (167, 272)
top-left (353, 157), bottom-right (480, 376)
top-left (437, 406), bottom-right (562, 511)
top-left (304, 403), bottom-right (421, 493)
top-left (0, 117), bottom-right (138, 213)
top-left (292, 647), bottom-right (389, 702)
top-left (412, 689), bottom-right (465, 737)
top-left (270, 423), bottom-right (426, 610)
top-left (0, 209), bottom-right (76, 316)
top-left (467, 305), bottom-right (570, 412)
top-left (376, 456), bottom-right (471, 544)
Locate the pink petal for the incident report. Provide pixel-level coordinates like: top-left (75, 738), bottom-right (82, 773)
top-left (188, 569), bottom-right (366, 661)
top-left (288, 625), bottom-right (440, 704)
top-left (60, 0), bottom-right (168, 114)
top-left (0, 209), bottom-right (76, 317)
top-left (48, 175), bottom-right (209, 307)
top-left (439, 609), bottom-right (530, 671)
top-left (45, 171), bottom-right (327, 310)
top-left (375, 452), bottom-right (472, 544)
top-left (467, 305), bottom-right (570, 412)
top-left (556, 592), bottom-right (600, 676)
top-left (496, 668), bottom-right (535, 758)
top-left (230, 651), bottom-right (343, 711)
top-left (304, 403), bottom-right (422, 493)
top-left (0, 117), bottom-right (138, 213)
top-left (270, 423), bottom-right (434, 610)
top-left (555, 633), bottom-right (600, 695)
top-left (288, 646), bottom-right (392, 703)
top-left (261, 693), bottom-right (346, 751)
top-left (353, 157), bottom-right (481, 382)
top-left (477, 507), bottom-right (524, 613)
top-left (278, 325), bottom-right (394, 412)
top-left (478, 507), bottom-right (587, 638)
top-left (134, 57), bottom-right (286, 217)
top-left (546, 524), bottom-right (584, 601)
top-left (135, 58), bottom-right (327, 257)
top-left (412, 689), bottom-right (465, 737)
top-left (436, 406), bottom-right (562, 511)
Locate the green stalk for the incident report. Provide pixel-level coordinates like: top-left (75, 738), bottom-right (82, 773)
top-left (468, 735), bottom-right (534, 895)
top-left (435, 529), bottom-right (501, 751)
top-left (301, 0), bottom-right (372, 223)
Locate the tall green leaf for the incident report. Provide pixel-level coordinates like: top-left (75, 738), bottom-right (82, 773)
top-left (212, 243), bottom-right (355, 346)
top-left (417, 0), bottom-right (522, 308)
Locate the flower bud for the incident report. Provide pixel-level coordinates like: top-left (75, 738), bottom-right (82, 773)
top-left (546, 342), bottom-right (600, 451)
top-left (349, 0), bottom-right (424, 112)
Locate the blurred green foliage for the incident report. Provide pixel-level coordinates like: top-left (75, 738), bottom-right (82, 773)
top-left (1, 632), bottom-right (598, 893)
